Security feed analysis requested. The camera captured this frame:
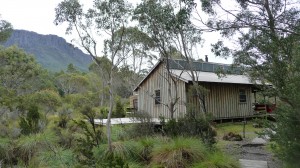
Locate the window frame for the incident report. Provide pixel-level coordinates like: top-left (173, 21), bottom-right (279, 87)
top-left (239, 89), bottom-right (247, 103)
top-left (154, 89), bottom-right (161, 105)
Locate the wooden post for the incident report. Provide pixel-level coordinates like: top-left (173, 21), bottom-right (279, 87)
top-left (243, 117), bottom-right (246, 138)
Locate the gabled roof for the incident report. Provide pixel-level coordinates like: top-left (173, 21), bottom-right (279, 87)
top-left (133, 60), bottom-right (163, 91)
top-left (134, 59), bottom-right (254, 91)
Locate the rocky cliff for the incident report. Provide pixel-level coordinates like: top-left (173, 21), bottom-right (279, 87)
top-left (2, 30), bottom-right (92, 72)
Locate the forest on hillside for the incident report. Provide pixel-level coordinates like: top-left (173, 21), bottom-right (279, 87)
top-left (1, 0), bottom-right (300, 167)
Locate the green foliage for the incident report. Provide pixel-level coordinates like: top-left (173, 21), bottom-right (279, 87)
top-left (164, 119), bottom-right (180, 137)
top-left (19, 105), bottom-right (41, 135)
top-left (0, 137), bottom-right (14, 166)
top-left (38, 147), bottom-right (77, 167)
top-left (93, 141), bottom-right (145, 167)
top-left (31, 89), bottom-right (62, 114)
top-left (125, 113), bottom-right (156, 138)
top-left (64, 93), bottom-right (93, 109)
top-left (113, 99), bottom-right (126, 118)
top-left (204, 0), bottom-right (300, 166)
top-left (72, 106), bottom-right (104, 166)
top-left (3, 30), bottom-right (92, 72)
top-left (16, 131), bottom-right (59, 166)
top-left (192, 150), bottom-right (240, 168)
top-left (163, 114), bottom-right (217, 145)
top-left (56, 105), bottom-right (73, 129)
top-left (95, 150), bottom-right (129, 168)
top-left (136, 136), bottom-right (167, 164)
top-left (67, 63), bottom-right (79, 73)
top-left (269, 104), bottom-right (300, 168)
top-left (151, 137), bottom-right (208, 168)
top-left (0, 19), bottom-right (13, 42)
top-left (55, 73), bottom-right (89, 95)
top-left (0, 86), bottom-right (17, 110)
top-left (0, 46), bottom-right (43, 94)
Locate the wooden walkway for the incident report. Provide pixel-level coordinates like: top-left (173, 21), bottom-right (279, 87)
top-left (239, 159), bottom-right (268, 168)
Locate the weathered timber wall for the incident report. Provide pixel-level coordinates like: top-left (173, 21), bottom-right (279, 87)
top-left (137, 63), bottom-right (186, 118)
top-left (137, 63), bottom-right (254, 119)
top-left (187, 82), bottom-right (254, 119)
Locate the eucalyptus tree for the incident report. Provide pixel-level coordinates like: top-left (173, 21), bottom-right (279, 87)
top-left (0, 19), bottom-right (12, 42)
top-left (54, 0), bottom-right (132, 151)
top-left (134, 0), bottom-right (207, 118)
top-left (0, 46), bottom-right (43, 94)
top-left (31, 89), bottom-right (62, 115)
top-left (55, 72), bottom-right (89, 95)
top-left (115, 26), bottom-right (156, 90)
top-left (199, 0), bottom-right (300, 166)
top-left (88, 57), bottom-right (113, 107)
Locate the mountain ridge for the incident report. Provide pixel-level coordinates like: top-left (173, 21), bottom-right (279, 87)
top-left (2, 29), bottom-right (92, 72)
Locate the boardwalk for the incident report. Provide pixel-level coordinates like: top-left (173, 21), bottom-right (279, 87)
top-left (94, 118), bottom-right (163, 125)
top-left (239, 159), bottom-right (268, 168)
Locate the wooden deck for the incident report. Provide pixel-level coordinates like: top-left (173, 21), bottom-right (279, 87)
top-left (94, 118), bottom-right (164, 125)
top-left (239, 159), bottom-right (268, 168)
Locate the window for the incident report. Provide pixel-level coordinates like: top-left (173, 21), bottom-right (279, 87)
top-left (239, 89), bottom-right (247, 103)
top-left (155, 90), bottom-right (161, 104)
top-left (133, 99), bottom-right (138, 109)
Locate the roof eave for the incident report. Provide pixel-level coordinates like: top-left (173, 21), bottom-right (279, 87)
top-left (133, 60), bottom-right (163, 91)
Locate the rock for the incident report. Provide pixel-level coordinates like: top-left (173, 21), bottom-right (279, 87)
top-left (252, 137), bottom-right (267, 145)
top-left (223, 132), bottom-right (243, 141)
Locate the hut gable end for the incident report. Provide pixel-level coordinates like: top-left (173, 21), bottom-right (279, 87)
top-left (134, 59), bottom-right (255, 120)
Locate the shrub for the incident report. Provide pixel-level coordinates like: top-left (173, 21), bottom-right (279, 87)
top-left (93, 142), bottom-right (133, 167)
top-left (72, 106), bottom-right (104, 166)
top-left (113, 99), bottom-right (126, 118)
top-left (19, 105), bottom-right (41, 135)
top-left (163, 115), bottom-right (217, 145)
top-left (125, 112), bottom-right (156, 138)
top-left (268, 104), bottom-right (300, 168)
top-left (16, 131), bottom-right (59, 166)
top-left (38, 147), bottom-right (77, 167)
top-left (151, 137), bottom-right (208, 168)
top-left (0, 138), bottom-right (14, 166)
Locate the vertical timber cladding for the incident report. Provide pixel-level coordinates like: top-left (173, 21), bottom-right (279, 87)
top-left (187, 82), bottom-right (253, 119)
top-left (137, 63), bottom-right (187, 118)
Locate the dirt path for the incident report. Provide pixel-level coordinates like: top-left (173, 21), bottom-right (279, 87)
top-left (223, 139), bottom-right (283, 168)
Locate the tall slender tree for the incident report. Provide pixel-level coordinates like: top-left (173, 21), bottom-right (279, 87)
top-left (55, 0), bottom-right (132, 151)
top-left (200, 0), bottom-right (300, 166)
top-left (134, 0), bottom-right (207, 118)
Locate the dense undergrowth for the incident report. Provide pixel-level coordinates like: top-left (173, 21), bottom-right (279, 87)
top-left (0, 112), bottom-right (241, 168)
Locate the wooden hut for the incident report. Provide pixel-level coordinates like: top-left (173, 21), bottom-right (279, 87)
top-left (134, 59), bottom-right (259, 120)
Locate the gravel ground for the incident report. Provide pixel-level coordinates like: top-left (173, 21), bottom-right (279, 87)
top-left (224, 139), bottom-right (283, 168)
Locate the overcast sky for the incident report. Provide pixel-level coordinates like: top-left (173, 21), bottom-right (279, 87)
top-left (0, 0), bottom-right (232, 64)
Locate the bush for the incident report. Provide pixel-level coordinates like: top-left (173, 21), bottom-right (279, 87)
top-left (151, 137), bottom-right (208, 168)
top-left (163, 115), bottom-right (217, 145)
top-left (38, 147), bottom-right (77, 167)
top-left (269, 104), bottom-right (300, 168)
top-left (93, 142), bottom-right (136, 167)
top-left (16, 131), bottom-right (59, 166)
top-left (0, 138), bottom-right (15, 166)
top-left (135, 136), bottom-right (169, 164)
top-left (113, 99), bottom-right (126, 118)
top-left (125, 112), bottom-right (156, 138)
top-left (19, 105), bottom-right (41, 135)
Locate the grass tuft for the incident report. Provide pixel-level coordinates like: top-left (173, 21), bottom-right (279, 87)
top-left (192, 150), bottom-right (240, 168)
top-left (151, 137), bottom-right (208, 168)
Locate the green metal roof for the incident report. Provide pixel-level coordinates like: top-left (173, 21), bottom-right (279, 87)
top-left (168, 59), bottom-right (242, 75)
